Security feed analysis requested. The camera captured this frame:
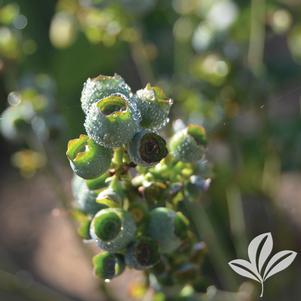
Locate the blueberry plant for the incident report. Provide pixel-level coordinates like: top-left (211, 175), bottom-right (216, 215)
top-left (67, 74), bottom-right (211, 295)
top-left (0, 75), bottom-right (64, 177)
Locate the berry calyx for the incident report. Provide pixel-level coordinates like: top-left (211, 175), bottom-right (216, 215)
top-left (128, 130), bottom-right (168, 166)
top-left (67, 134), bottom-right (113, 179)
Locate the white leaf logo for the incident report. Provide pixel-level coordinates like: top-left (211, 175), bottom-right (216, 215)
top-left (228, 232), bottom-right (297, 297)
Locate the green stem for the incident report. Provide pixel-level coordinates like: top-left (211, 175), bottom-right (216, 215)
top-left (113, 148), bottom-right (124, 167)
top-left (226, 186), bottom-right (248, 257)
top-left (248, 0), bottom-right (266, 76)
top-left (0, 269), bottom-right (77, 301)
top-left (183, 200), bottom-right (237, 290)
top-left (129, 29), bottom-right (154, 85)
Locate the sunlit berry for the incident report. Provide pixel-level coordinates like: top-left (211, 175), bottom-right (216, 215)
top-left (84, 94), bottom-right (140, 147)
top-left (169, 124), bottom-right (206, 162)
top-left (81, 74), bottom-right (132, 115)
top-left (93, 252), bottom-right (125, 280)
top-left (66, 134), bottom-right (113, 179)
top-left (135, 84), bottom-right (172, 130)
top-left (148, 207), bottom-right (189, 253)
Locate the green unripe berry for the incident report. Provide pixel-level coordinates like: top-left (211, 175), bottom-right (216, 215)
top-left (93, 211), bottom-right (122, 241)
top-left (125, 237), bottom-right (160, 270)
top-left (78, 218), bottom-right (92, 240)
top-left (135, 84), bottom-right (172, 130)
top-left (169, 125), bottom-right (207, 162)
top-left (72, 175), bottom-right (104, 215)
top-left (148, 208), bottom-right (189, 253)
top-left (84, 94), bottom-right (140, 148)
top-left (93, 252), bottom-right (125, 280)
top-left (66, 134), bottom-right (113, 179)
top-left (81, 74), bottom-right (132, 114)
top-left (174, 212), bottom-right (189, 240)
top-left (90, 208), bottom-right (136, 252)
top-left (128, 130), bottom-right (168, 166)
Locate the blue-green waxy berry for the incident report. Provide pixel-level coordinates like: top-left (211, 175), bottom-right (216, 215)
top-left (125, 237), bottom-right (160, 270)
top-left (81, 74), bottom-right (132, 114)
top-left (128, 130), bottom-right (168, 166)
top-left (72, 175), bottom-right (104, 215)
top-left (84, 94), bottom-right (140, 148)
top-left (148, 208), bottom-right (189, 253)
top-left (135, 84), bottom-right (173, 130)
top-left (90, 208), bottom-right (136, 252)
top-left (169, 124), bottom-right (207, 162)
top-left (93, 252), bottom-right (125, 280)
top-left (0, 103), bottom-right (34, 141)
top-left (66, 134), bottom-right (113, 179)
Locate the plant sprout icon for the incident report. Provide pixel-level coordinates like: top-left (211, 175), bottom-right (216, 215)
top-left (228, 233), bottom-right (297, 298)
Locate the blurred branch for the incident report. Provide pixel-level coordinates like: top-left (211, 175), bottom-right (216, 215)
top-left (129, 31), bottom-right (154, 85)
top-left (226, 186), bottom-right (248, 257)
top-left (183, 200), bottom-right (237, 290)
top-left (248, 0), bottom-right (266, 76)
top-left (0, 269), bottom-right (77, 301)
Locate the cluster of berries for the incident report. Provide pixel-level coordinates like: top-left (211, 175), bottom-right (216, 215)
top-left (67, 74), bottom-right (209, 290)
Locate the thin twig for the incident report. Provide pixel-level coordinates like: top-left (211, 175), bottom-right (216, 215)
top-left (183, 200), bottom-right (237, 290)
top-left (129, 30), bottom-right (154, 85)
top-left (226, 186), bottom-right (248, 257)
top-left (248, 0), bottom-right (266, 76)
top-left (0, 269), bottom-right (77, 301)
